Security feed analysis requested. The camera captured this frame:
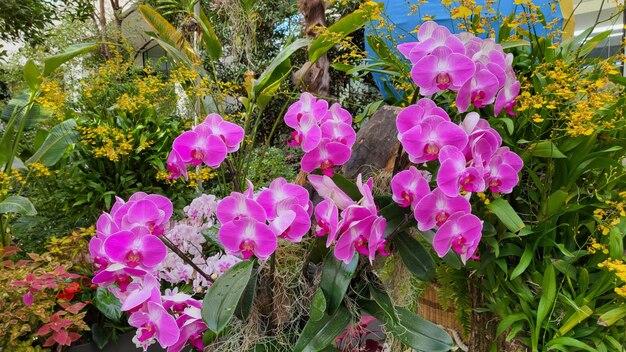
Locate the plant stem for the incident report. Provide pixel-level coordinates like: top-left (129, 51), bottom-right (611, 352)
top-left (158, 234), bottom-right (215, 283)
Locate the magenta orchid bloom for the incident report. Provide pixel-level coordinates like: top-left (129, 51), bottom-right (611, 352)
top-left (172, 124), bottom-right (228, 168)
top-left (170, 307), bottom-right (207, 352)
top-left (413, 188), bottom-right (472, 231)
top-left (256, 177), bottom-right (309, 219)
top-left (437, 146), bottom-right (486, 196)
top-left (218, 218), bottom-right (277, 260)
top-left (334, 215), bottom-right (375, 264)
top-left (391, 166), bottom-right (430, 207)
top-left (494, 72), bottom-right (521, 116)
top-left (398, 22), bottom-right (464, 64)
top-left (396, 98), bottom-right (449, 137)
top-left (117, 275), bottom-right (161, 311)
top-left (286, 112), bottom-right (322, 152)
top-left (321, 103), bottom-right (352, 125)
top-left (216, 192), bottom-right (267, 224)
top-left (367, 217), bottom-right (388, 263)
top-left (104, 227), bottom-right (167, 269)
top-left (201, 113), bottom-right (245, 152)
top-left (320, 103), bottom-right (356, 147)
top-left (314, 199), bottom-right (339, 245)
top-left (92, 263), bottom-right (148, 291)
top-left (269, 199), bottom-right (311, 243)
top-left (460, 113), bottom-right (503, 166)
top-left (456, 69), bottom-right (500, 112)
top-left (433, 212), bottom-right (483, 263)
top-left (308, 174), bottom-right (355, 210)
top-left (96, 212), bottom-right (119, 238)
top-left (284, 92), bottom-right (329, 126)
top-left (400, 116), bottom-right (468, 163)
top-left (485, 147), bottom-right (523, 194)
top-left (411, 46), bottom-right (475, 95)
top-left (166, 150), bottom-right (188, 181)
top-left (301, 138), bottom-right (351, 177)
top-left (128, 302), bottom-right (180, 349)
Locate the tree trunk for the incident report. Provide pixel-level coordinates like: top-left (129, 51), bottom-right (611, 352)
top-left (293, 0), bottom-right (330, 97)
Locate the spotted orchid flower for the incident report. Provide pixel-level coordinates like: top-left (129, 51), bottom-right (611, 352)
top-left (433, 212), bottom-right (483, 264)
top-left (391, 166), bottom-right (430, 208)
top-left (128, 302), bottom-right (180, 349)
top-left (411, 46), bottom-right (475, 95)
top-left (413, 188), bottom-right (472, 231)
top-left (172, 124), bottom-right (228, 168)
top-left (218, 218), bottom-right (277, 260)
top-left (437, 145), bottom-right (486, 196)
top-left (301, 138), bottom-right (351, 177)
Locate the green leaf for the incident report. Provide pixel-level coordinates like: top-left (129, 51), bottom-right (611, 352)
top-left (393, 232), bottom-right (435, 281)
top-left (320, 255), bottom-right (358, 314)
top-left (43, 43), bottom-right (98, 77)
top-left (546, 337), bottom-right (597, 352)
top-left (533, 263), bottom-right (556, 350)
top-left (510, 244), bottom-right (532, 280)
top-left (330, 173), bottom-right (362, 201)
top-left (558, 305), bottom-right (592, 335)
top-left (139, 5), bottom-right (199, 63)
top-left (293, 306), bottom-right (351, 352)
top-left (486, 198), bottom-right (525, 233)
top-left (310, 289), bottom-right (327, 322)
top-left (0, 196), bottom-right (37, 216)
top-left (93, 286), bottom-right (122, 321)
top-left (597, 305), bottom-right (626, 327)
top-left (500, 39), bottom-right (530, 50)
top-left (91, 322), bottom-right (112, 350)
top-left (578, 30), bottom-right (612, 58)
top-left (234, 267), bottom-right (258, 322)
top-left (608, 225), bottom-right (624, 259)
top-left (255, 38), bottom-right (310, 94)
top-left (496, 312), bottom-right (528, 336)
top-left (26, 119), bottom-right (78, 166)
top-left (368, 285), bottom-right (399, 325)
top-left (527, 140), bottom-right (567, 158)
top-left (197, 8), bottom-right (222, 60)
top-left (308, 3), bottom-right (382, 63)
top-left (202, 260), bottom-right (254, 333)
top-left (23, 60), bottom-right (41, 91)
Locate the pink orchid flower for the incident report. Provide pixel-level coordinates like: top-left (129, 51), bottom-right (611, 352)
top-left (216, 192), bottom-right (267, 224)
top-left (269, 199), bottom-right (311, 243)
top-left (456, 69), bottom-right (500, 112)
top-left (116, 275), bottom-right (161, 311)
top-left (201, 113), bottom-right (245, 152)
top-left (494, 71), bottom-right (521, 116)
top-left (172, 124), bottom-right (228, 168)
top-left (286, 112), bottom-right (322, 152)
top-left (96, 212), bottom-right (119, 238)
top-left (334, 215), bottom-right (376, 264)
top-left (92, 263), bottom-right (148, 291)
top-left (256, 177), bottom-right (309, 219)
top-left (396, 98), bottom-right (449, 137)
top-left (321, 103), bottom-right (353, 125)
top-left (485, 147), bottom-right (523, 194)
top-left (284, 92), bottom-right (329, 126)
top-left (391, 166), bottom-right (430, 208)
top-left (437, 146), bottom-right (486, 196)
top-left (166, 150), bottom-right (188, 180)
top-left (104, 227), bottom-right (167, 269)
top-left (314, 199), bottom-right (339, 244)
top-left (400, 116), bottom-right (468, 163)
top-left (460, 113), bottom-right (502, 166)
top-left (413, 188), bottom-right (472, 231)
top-left (411, 46), bottom-right (475, 95)
top-left (218, 218), bottom-right (277, 260)
top-left (433, 212), bottom-right (483, 264)
top-left (308, 174), bottom-right (355, 210)
top-left (170, 307), bottom-right (207, 352)
top-left (301, 138), bottom-right (351, 177)
top-left (128, 302), bottom-right (180, 349)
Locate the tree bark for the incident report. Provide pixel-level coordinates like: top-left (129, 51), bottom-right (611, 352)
top-left (293, 0), bottom-right (330, 97)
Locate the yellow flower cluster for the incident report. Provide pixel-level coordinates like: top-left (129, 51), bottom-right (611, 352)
top-left (27, 163), bottom-right (51, 177)
top-left (47, 226), bottom-right (95, 265)
top-left (77, 125), bottom-right (134, 162)
top-left (36, 79), bottom-right (67, 121)
top-left (587, 237), bottom-right (609, 255)
top-left (517, 58), bottom-right (624, 137)
top-left (0, 170), bottom-right (28, 197)
top-left (0, 171), bottom-right (10, 197)
top-left (117, 71), bottom-right (170, 113)
top-left (81, 51), bottom-right (133, 101)
top-left (594, 198), bottom-right (626, 235)
top-left (598, 259), bottom-right (626, 298)
top-left (156, 167), bottom-right (217, 188)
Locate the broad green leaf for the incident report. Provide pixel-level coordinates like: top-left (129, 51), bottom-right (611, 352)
top-left (310, 289), bottom-right (327, 321)
top-left (578, 30), bottom-right (612, 58)
top-left (486, 198), bottom-right (525, 233)
top-left (139, 5), bottom-right (198, 63)
top-left (93, 286), bottom-right (122, 321)
top-left (255, 38), bottom-right (310, 94)
top-left (369, 285), bottom-right (399, 325)
top-left (544, 190), bottom-right (568, 217)
top-left (527, 140), bottom-right (567, 158)
top-left (43, 43), bottom-right (98, 76)
top-left (546, 337), bottom-right (596, 352)
top-left (0, 196), bottom-right (37, 216)
top-left (197, 8), bottom-right (222, 60)
top-left (234, 267), bottom-right (258, 321)
top-left (394, 232), bottom-right (435, 281)
top-left (320, 255), bottom-right (358, 314)
top-left (496, 312), bottom-right (528, 336)
top-left (558, 305), bottom-right (592, 335)
top-left (597, 305), bottom-right (626, 327)
top-left (309, 3), bottom-right (383, 63)
top-left (91, 322), bottom-right (112, 350)
top-left (26, 119), bottom-right (78, 166)
top-left (202, 260), bottom-right (254, 333)
top-left (510, 244), bottom-right (532, 280)
top-left (533, 263), bottom-right (556, 350)
top-left (608, 225), bottom-right (624, 259)
top-left (293, 306), bottom-right (351, 352)
top-left (23, 60), bottom-right (41, 91)
top-left (501, 39), bottom-right (530, 50)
